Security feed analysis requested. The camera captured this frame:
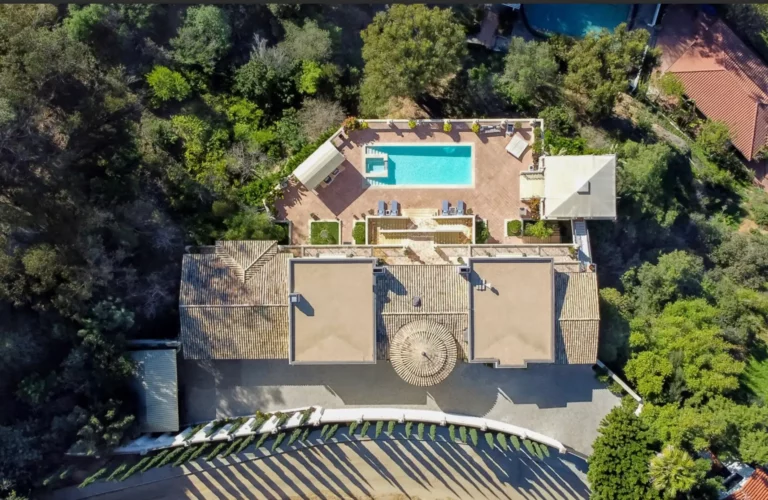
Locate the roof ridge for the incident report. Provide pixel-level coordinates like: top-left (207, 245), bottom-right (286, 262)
top-left (243, 241), bottom-right (277, 272)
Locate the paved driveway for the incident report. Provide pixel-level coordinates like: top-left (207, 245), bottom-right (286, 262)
top-left (180, 361), bottom-right (619, 455)
top-left (62, 439), bottom-right (590, 500)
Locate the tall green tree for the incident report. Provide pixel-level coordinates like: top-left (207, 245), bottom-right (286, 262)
top-left (171, 6), bottom-right (232, 73)
top-left (648, 446), bottom-right (701, 499)
top-left (497, 37), bottom-right (560, 109)
top-left (588, 404), bottom-right (659, 500)
top-left (360, 5), bottom-right (466, 115)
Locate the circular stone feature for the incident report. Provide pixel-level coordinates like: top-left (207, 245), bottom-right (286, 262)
top-left (390, 320), bottom-right (458, 387)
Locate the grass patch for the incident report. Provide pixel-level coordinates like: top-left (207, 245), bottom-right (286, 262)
top-left (742, 343), bottom-right (768, 404)
top-left (352, 221), bottom-right (366, 244)
top-left (310, 221), bottom-right (340, 245)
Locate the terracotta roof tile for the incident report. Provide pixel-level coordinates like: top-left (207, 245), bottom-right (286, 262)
top-left (663, 18), bottom-right (768, 159)
top-left (728, 468), bottom-right (768, 500)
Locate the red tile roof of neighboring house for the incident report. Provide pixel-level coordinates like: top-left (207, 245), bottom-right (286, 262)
top-left (728, 468), bottom-right (768, 500)
top-left (662, 15), bottom-right (768, 160)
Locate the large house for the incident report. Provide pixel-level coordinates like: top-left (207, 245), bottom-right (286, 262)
top-left (179, 118), bottom-right (616, 387)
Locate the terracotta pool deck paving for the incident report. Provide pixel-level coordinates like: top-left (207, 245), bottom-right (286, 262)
top-left (276, 123), bottom-right (535, 245)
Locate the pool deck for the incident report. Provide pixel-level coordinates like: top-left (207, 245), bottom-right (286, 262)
top-left (276, 122), bottom-right (534, 244)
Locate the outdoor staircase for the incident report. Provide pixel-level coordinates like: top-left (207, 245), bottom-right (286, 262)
top-left (401, 208), bottom-right (438, 218)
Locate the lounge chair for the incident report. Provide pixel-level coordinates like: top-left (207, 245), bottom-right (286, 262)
top-left (457, 201), bottom-right (465, 215)
top-left (377, 201), bottom-right (386, 216)
top-left (390, 200), bottom-right (399, 216)
top-left (441, 200), bottom-right (450, 216)
top-left (505, 123), bottom-right (516, 136)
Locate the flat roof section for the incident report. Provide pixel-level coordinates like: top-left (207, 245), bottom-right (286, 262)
top-left (289, 258), bottom-right (376, 364)
top-left (469, 258), bottom-right (555, 367)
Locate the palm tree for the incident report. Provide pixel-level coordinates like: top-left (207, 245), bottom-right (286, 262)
top-left (649, 446), bottom-right (699, 498)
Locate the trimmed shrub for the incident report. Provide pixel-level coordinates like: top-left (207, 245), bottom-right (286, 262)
top-left (375, 421), bottom-right (384, 439)
top-left (271, 432), bottom-right (286, 451)
top-left (468, 428), bottom-right (478, 446)
top-left (288, 428), bottom-right (302, 446)
top-left (222, 438), bottom-right (245, 457)
top-left (459, 426), bottom-right (467, 443)
top-left (254, 432), bottom-right (270, 450)
top-left (360, 421), bottom-right (371, 437)
top-left (405, 421), bottom-right (413, 438)
top-left (327, 424), bottom-right (340, 440)
top-left (443, 122), bottom-right (452, 132)
top-left (523, 439), bottom-right (536, 456)
top-left (227, 417), bottom-right (248, 435)
top-left (184, 423), bottom-right (207, 441)
top-left (234, 435), bottom-right (256, 455)
top-left (273, 412), bottom-right (289, 428)
top-left (417, 422), bottom-right (425, 440)
top-left (429, 425), bottom-right (437, 441)
top-left (158, 447), bottom-right (186, 468)
top-left (475, 219), bottom-right (490, 244)
top-left (387, 421), bottom-right (396, 436)
top-left (300, 427), bottom-right (311, 442)
top-left (485, 432), bottom-right (495, 449)
top-left (408, 119), bottom-right (417, 129)
top-left (506, 220), bottom-right (522, 236)
top-left (510, 435), bottom-right (521, 451)
top-left (140, 449), bottom-right (171, 473)
top-left (349, 421), bottom-right (359, 436)
top-left (532, 442), bottom-right (544, 459)
top-left (188, 443), bottom-right (211, 461)
top-left (541, 444), bottom-right (550, 457)
top-left (352, 222), bottom-right (366, 244)
top-left (471, 122), bottom-right (480, 133)
top-left (299, 407), bottom-right (314, 425)
top-left (497, 433), bottom-right (508, 451)
top-left (320, 424), bottom-right (329, 439)
top-left (205, 442), bottom-right (228, 462)
top-left (204, 420), bottom-right (229, 438)
top-left (449, 425), bottom-right (456, 442)
top-left (79, 467), bottom-right (108, 488)
top-left (106, 463), bottom-right (128, 482)
top-left (120, 456), bottom-right (152, 481)
top-left (173, 446), bottom-right (197, 467)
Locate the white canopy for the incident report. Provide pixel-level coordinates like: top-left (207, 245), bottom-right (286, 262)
top-left (542, 155), bottom-right (617, 219)
top-left (293, 141), bottom-right (345, 191)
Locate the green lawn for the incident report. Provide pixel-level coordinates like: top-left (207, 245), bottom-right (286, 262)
top-left (742, 343), bottom-right (768, 404)
top-left (310, 221), bottom-right (340, 245)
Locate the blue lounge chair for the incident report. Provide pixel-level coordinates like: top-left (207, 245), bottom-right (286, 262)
top-left (457, 200), bottom-right (466, 215)
top-left (390, 200), bottom-right (399, 216)
top-left (377, 201), bottom-right (386, 216)
top-left (441, 200), bottom-right (450, 216)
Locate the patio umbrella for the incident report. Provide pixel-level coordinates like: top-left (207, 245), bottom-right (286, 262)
top-left (390, 320), bottom-right (457, 387)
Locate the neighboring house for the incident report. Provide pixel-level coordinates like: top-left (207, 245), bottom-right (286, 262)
top-left (725, 467), bottom-right (768, 500)
top-left (658, 6), bottom-right (768, 162)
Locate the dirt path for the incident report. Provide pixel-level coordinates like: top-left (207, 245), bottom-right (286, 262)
top-left (88, 440), bottom-right (589, 500)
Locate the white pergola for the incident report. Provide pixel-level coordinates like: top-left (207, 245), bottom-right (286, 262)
top-left (293, 141), bottom-right (345, 191)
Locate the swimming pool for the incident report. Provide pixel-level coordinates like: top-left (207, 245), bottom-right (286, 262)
top-left (364, 144), bottom-right (473, 187)
top-left (523, 4), bottom-right (633, 38)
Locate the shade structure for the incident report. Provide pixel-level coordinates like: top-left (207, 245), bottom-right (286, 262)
top-left (293, 141), bottom-right (345, 191)
top-left (390, 320), bottom-right (457, 386)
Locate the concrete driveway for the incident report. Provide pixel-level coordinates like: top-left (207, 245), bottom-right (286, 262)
top-left (61, 439), bottom-right (591, 500)
top-left (180, 361), bottom-right (619, 455)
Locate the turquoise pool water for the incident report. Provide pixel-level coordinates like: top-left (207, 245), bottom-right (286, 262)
top-left (366, 144), bottom-right (473, 186)
top-left (523, 4), bottom-right (632, 38)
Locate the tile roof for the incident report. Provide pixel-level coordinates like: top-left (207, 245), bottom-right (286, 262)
top-left (728, 468), bottom-right (768, 500)
top-left (662, 17), bottom-right (768, 160)
top-left (179, 242), bottom-right (600, 364)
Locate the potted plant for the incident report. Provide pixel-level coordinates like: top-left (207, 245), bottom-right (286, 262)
top-left (471, 122), bottom-right (480, 134)
top-left (506, 219), bottom-right (522, 237)
top-left (342, 116), bottom-right (360, 133)
top-left (408, 119), bottom-right (417, 129)
top-left (443, 121), bottom-right (452, 133)
top-left (360, 120), bottom-right (369, 129)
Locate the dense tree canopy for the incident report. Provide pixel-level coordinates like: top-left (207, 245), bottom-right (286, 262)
top-left (171, 6), bottom-right (232, 73)
top-left (497, 37), bottom-right (560, 109)
top-left (360, 5), bottom-right (466, 115)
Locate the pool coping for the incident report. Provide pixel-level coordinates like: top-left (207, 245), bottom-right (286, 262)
top-left (361, 142), bottom-right (475, 189)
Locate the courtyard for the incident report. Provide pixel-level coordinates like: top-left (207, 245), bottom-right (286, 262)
top-left (179, 360), bottom-right (619, 457)
top-left (276, 120), bottom-right (537, 244)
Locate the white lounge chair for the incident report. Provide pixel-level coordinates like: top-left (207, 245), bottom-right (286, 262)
top-left (505, 133), bottom-right (529, 159)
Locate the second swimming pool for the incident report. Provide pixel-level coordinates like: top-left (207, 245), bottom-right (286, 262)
top-left (365, 144), bottom-right (473, 187)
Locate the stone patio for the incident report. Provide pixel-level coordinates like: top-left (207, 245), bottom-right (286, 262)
top-left (276, 121), bottom-right (536, 244)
